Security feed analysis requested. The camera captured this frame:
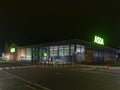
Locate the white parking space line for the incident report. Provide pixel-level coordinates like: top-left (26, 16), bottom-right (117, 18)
top-left (3, 74), bottom-right (12, 79)
top-left (11, 67), bottom-right (16, 69)
top-left (16, 66), bottom-right (22, 68)
top-left (4, 67), bottom-right (10, 69)
top-left (21, 66), bottom-right (27, 68)
top-left (31, 66), bottom-right (37, 68)
top-left (17, 67), bottom-right (22, 68)
top-left (2, 65), bottom-right (41, 70)
top-left (0, 71), bottom-right (13, 79)
top-left (1, 71), bottom-right (51, 90)
top-left (0, 68), bottom-right (3, 70)
top-left (26, 84), bottom-right (37, 90)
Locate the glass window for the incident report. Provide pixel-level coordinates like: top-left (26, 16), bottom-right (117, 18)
top-left (64, 50), bottom-right (69, 56)
top-left (54, 50), bottom-right (58, 56)
top-left (76, 45), bottom-right (85, 54)
top-left (64, 45), bottom-right (69, 56)
top-left (50, 46), bottom-right (54, 49)
top-left (76, 45), bottom-right (80, 48)
top-left (59, 45), bottom-right (64, 56)
top-left (53, 46), bottom-right (58, 56)
top-left (33, 53), bottom-right (35, 56)
top-left (36, 48), bottom-right (38, 51)
top-left (32, 48), bottom-right (35, 51)
top-left (50, 46), bottom-right (54, 56)
top-left (71, 45), bottom-right (74, 49)
top-left (76, 48), bottom-right (80, 53)
top-left (54, 46), bottom-right (58, 50)
top-left (76, 44), bottom-right (80, 53)
top-left (50, 46), bottom-right (58, 56)
top-left (70, 45), bottom-right (74, 55)
top-left (80, 46), bottom-right (85, 54)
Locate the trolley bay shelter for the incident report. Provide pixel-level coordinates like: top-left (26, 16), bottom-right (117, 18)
top-left (4, 39), bottom-right (117, 64)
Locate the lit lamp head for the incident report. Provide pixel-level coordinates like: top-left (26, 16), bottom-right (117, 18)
top-left (94, 35), bottom-right (104, 45)
top-left (10, 48), bottom-right (16, 53)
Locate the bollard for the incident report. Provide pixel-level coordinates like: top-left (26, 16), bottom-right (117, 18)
top-left (54, 62), bottom-right (58, 68)
top-left (105, 64), bottom-right (109, 69)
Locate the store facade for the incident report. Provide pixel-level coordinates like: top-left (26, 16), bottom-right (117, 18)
top-left (4, 39), bottom-right (117, 64)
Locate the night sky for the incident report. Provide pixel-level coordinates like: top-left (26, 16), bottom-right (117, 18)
top-left (0, 1), bottom-right (120, 53)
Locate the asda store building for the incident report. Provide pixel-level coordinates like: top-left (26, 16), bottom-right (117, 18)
top-left (4, 38), bottom-right (117, 64)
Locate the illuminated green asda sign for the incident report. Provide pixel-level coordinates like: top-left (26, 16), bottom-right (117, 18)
top-left (94, 35), bottom-right (104, 45)
top-left (10, 48), bottom-right (16, 53)
top-left (43, 53), bottom-right (48, 57)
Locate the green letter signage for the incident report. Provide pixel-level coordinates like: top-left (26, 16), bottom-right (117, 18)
top-left (10, 48), bottom-right (16, 53)
top-left (94, 35), bottom-right (104, 45)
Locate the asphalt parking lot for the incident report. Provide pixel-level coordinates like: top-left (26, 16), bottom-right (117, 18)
top-left (0, 65), bottom-right (120, 90)
top-left (0, 61), bottom-right (120, 90)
